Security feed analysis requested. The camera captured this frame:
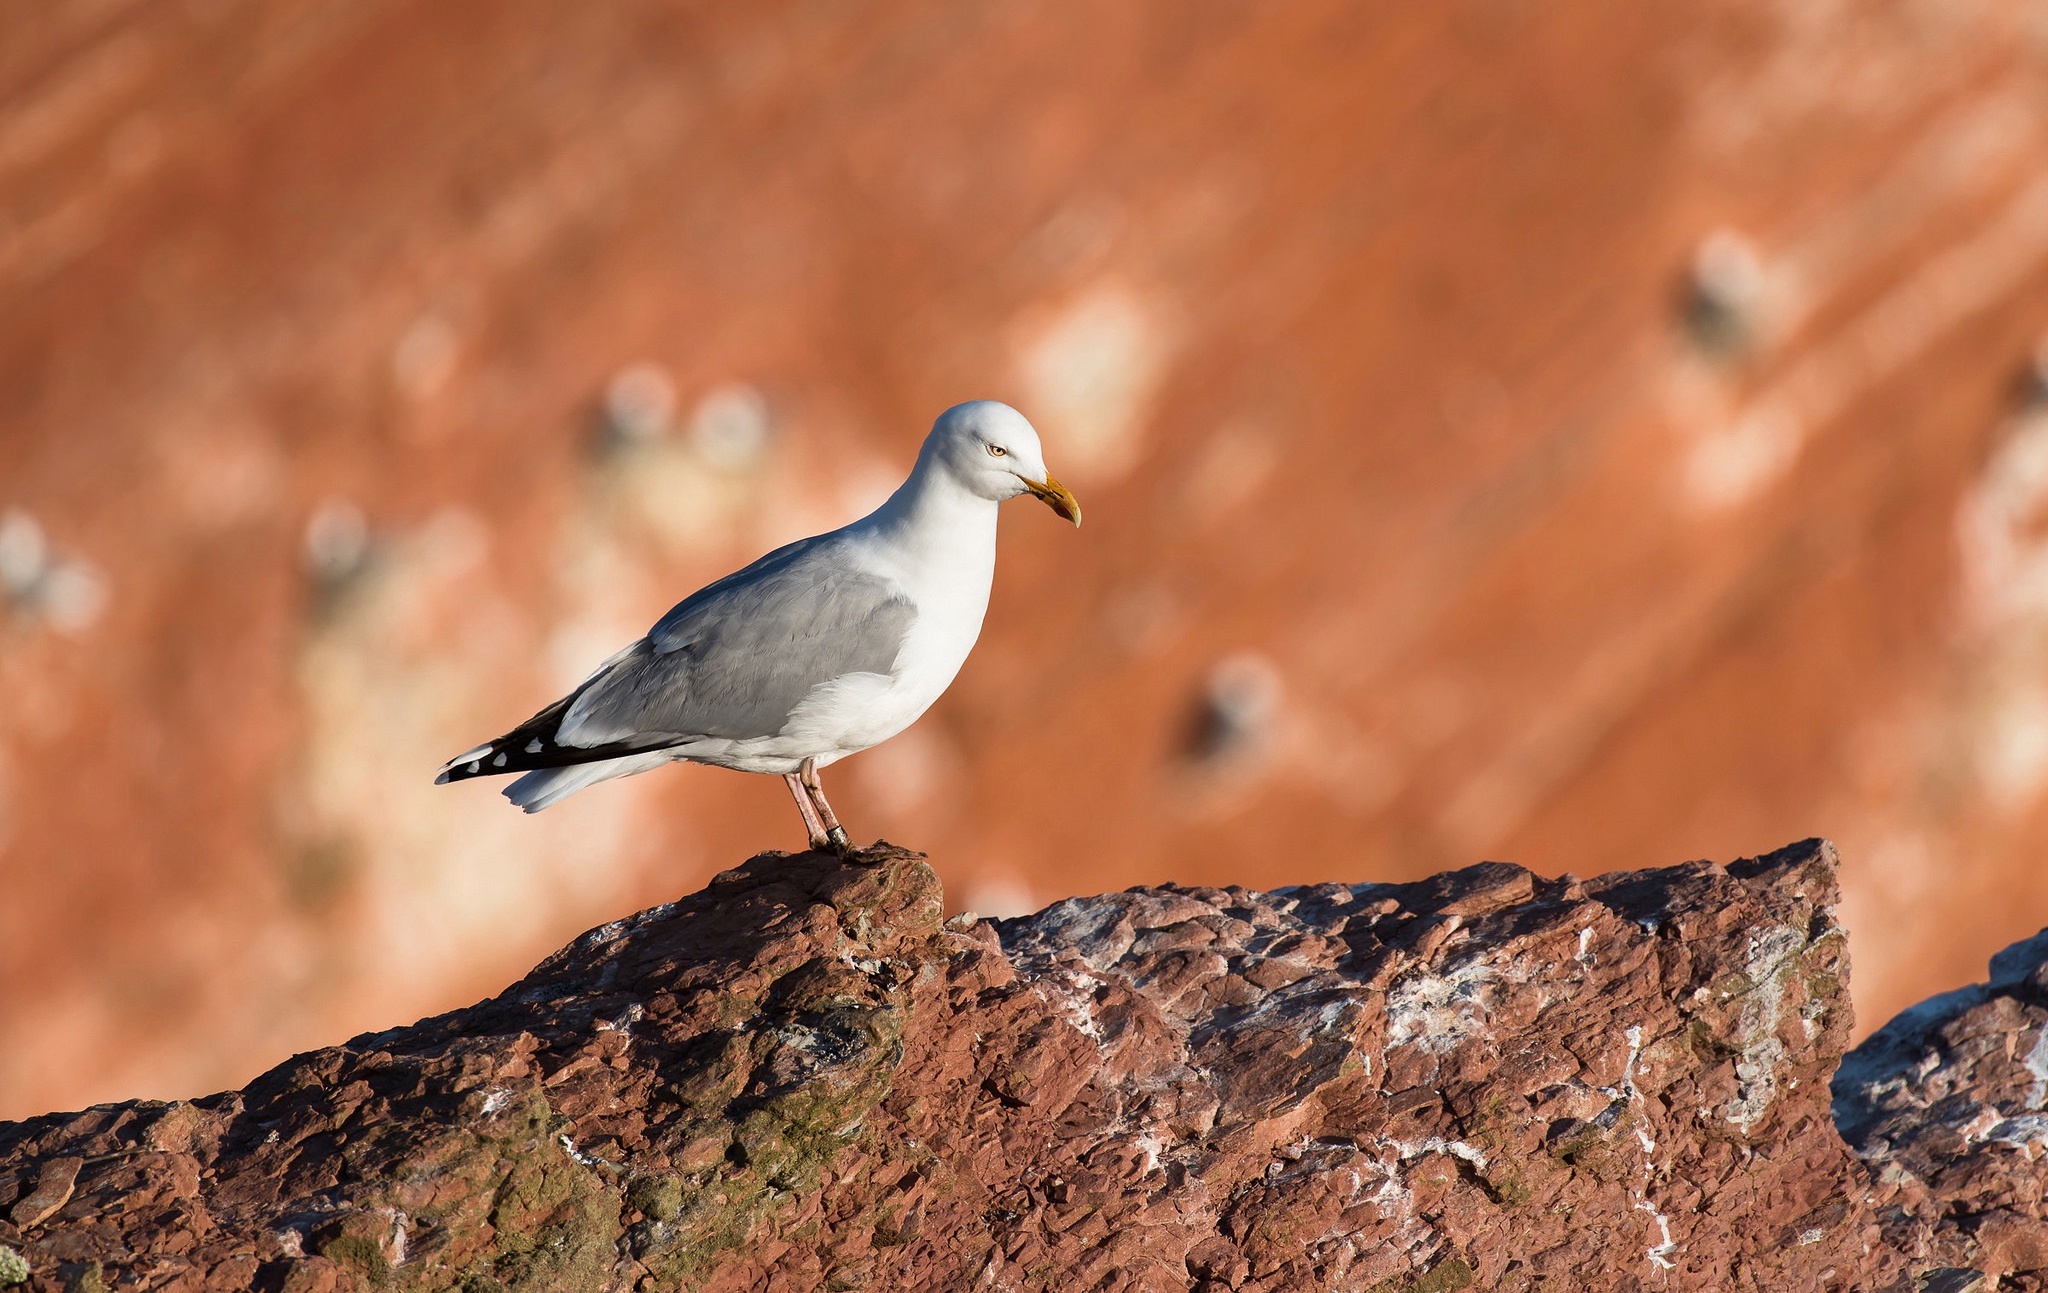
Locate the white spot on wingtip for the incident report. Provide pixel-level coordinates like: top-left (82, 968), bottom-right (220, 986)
top-left (468, 760), bottom-right (482, 774)
top-left (441, 743), bottom-right (492, 775)
top-left (526, 739), bottom-right (543, 754)
top-left (492, 752), bottom-right (507, 767)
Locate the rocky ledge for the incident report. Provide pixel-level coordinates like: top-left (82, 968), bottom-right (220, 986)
top-left (0, 839), bottom-right (2043, 1291)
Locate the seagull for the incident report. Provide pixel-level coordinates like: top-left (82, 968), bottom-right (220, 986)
top-left (436, 400), bottom-right (1081, 851)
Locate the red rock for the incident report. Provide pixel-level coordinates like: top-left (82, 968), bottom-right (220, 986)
top-left (0, 837), bottom-right (2031, 1289)
top-left (5, 1157), bottom-right (77, 1229)
top-left (1836, 922), bottom-right (2048, 1282)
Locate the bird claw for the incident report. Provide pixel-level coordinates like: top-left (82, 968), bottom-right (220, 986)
top-left (803, 831), bottom-right (855, 856)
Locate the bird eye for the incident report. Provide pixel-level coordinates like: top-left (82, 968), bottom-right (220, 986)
top-left (986, 444), bottom-right (1007, 457)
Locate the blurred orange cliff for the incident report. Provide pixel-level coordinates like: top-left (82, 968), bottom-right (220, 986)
top-left (4, 0), bottom-right (2048, 1121)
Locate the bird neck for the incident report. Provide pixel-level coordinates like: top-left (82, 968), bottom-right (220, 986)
top-left (868, 461), bottom-right (998, 542)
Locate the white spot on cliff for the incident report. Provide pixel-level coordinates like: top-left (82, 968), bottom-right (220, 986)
top-left (1685, 405), bottom-right (1802, 511)
top-left (1186, 651), bottom-right (1283, 769)
top-left (1639, 1199), bottom-right (1678, 1270)
top-left (1131, 1132), bottom-right (1163, 1176)
top-left (1941, 405), bottom-right (2048, 814)
top-left (1968, 681), bottom-right (2048, 811)
top-left (688, 382), bottom-right (772, 471)
top-left (2024, 1026), bottom-right (2048, 1110)
top-left (1033, 970), bottom-right (1105, 1043)
top-left (1388, 1136), bottom-right (1489, 1170)
top-left (558, 1132), bottom-right (601, 1168)
top-left (1387, 958), bottom-right (1494, 1052)
top-left (479, 1088), bottom-right (512, 1115)
top-left (34, 557), bottom-right (106, 632)
top-left (0, 511), bottom-right (47, 599)
top-left (386, 1209), bottom-right (409, 1266)
top-left (1370, 1170), bottom-right (1411, 1214)
top-left (1683, 228), bottom-right (1767, 355)
top-left (1014, 282), bottom-right (1170, 484)
top-left (596, 1002), bottom-right (645, 1033)
top-left (1960, 409), bottom-right (2048, 628)
top-left (603, 363), bottom-right (678, 444)
top-left (1, 509), bottom-right (107, 632)
top-left (1605, 1022), bottom-right (1681, 1270)
top-left (1991, 1112), bottom-right (2048, 1157)
top-left (1719, 924), bottom-right (1806, 1133)
top-left (1577, 926), bottom-right (1596, 967)
top-left (393, 313), bottom-right (460, 400)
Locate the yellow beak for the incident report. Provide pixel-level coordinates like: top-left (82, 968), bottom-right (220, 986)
top-left (1023, 473), bottom-right (1083, 527)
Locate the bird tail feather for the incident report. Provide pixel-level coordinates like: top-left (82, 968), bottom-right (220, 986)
top-left (503, 751), bottom-right (675, 812)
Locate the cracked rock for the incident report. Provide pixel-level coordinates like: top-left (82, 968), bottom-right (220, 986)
top-left (0, 838), bottom-right (2026, 1289)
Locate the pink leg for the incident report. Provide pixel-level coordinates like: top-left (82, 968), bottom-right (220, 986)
top-left (783, 772), bottom-right (830, 850)
top-left (800, 757), bottom-right (852, 853)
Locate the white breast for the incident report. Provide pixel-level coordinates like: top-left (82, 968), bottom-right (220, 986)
top-left (811, 512), bottom-right (997, 760)
top-left (879, 553), bottom-right (993, 717)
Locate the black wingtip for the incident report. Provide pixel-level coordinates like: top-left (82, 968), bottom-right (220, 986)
top-left (435, 720), bottom-right (674, 787)
top-left (435, 743), bottom-right (498, 785)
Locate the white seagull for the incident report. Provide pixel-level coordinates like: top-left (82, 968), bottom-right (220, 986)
top-left (436, 400), bottom-right (1081, 851)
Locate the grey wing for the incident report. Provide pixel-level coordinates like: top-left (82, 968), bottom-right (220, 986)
top-left (556, 536), bottom-right (917, 748)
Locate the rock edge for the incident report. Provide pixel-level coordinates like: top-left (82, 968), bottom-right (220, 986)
top-left (0, 838), bottom-right (2039, 1291)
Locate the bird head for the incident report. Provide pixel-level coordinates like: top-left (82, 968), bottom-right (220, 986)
top-left (923, 400), bottom-right (1082, 526)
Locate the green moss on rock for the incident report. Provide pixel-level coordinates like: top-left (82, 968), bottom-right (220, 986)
top-left (1368, 1256), bottom-right (1475, 1293)
top-left (62, 1262), bottom-right (108, 1293)
top-left (294, 1086), bottom-right (622, 1293)
top-left (480, 1135), bottom-right (620, 1292)
top-left (318, 1233), bottom-right (392, 1285)
top-left (627, 1173), bottom-right (686, 1222)
top-left (642, 998), bottom-right (909, 1284)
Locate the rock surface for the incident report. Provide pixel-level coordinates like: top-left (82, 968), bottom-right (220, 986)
top-left (1836, 926), bottom-right (2048, 1285)
top-left (0, 838), bottom-right (2036, 1290)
